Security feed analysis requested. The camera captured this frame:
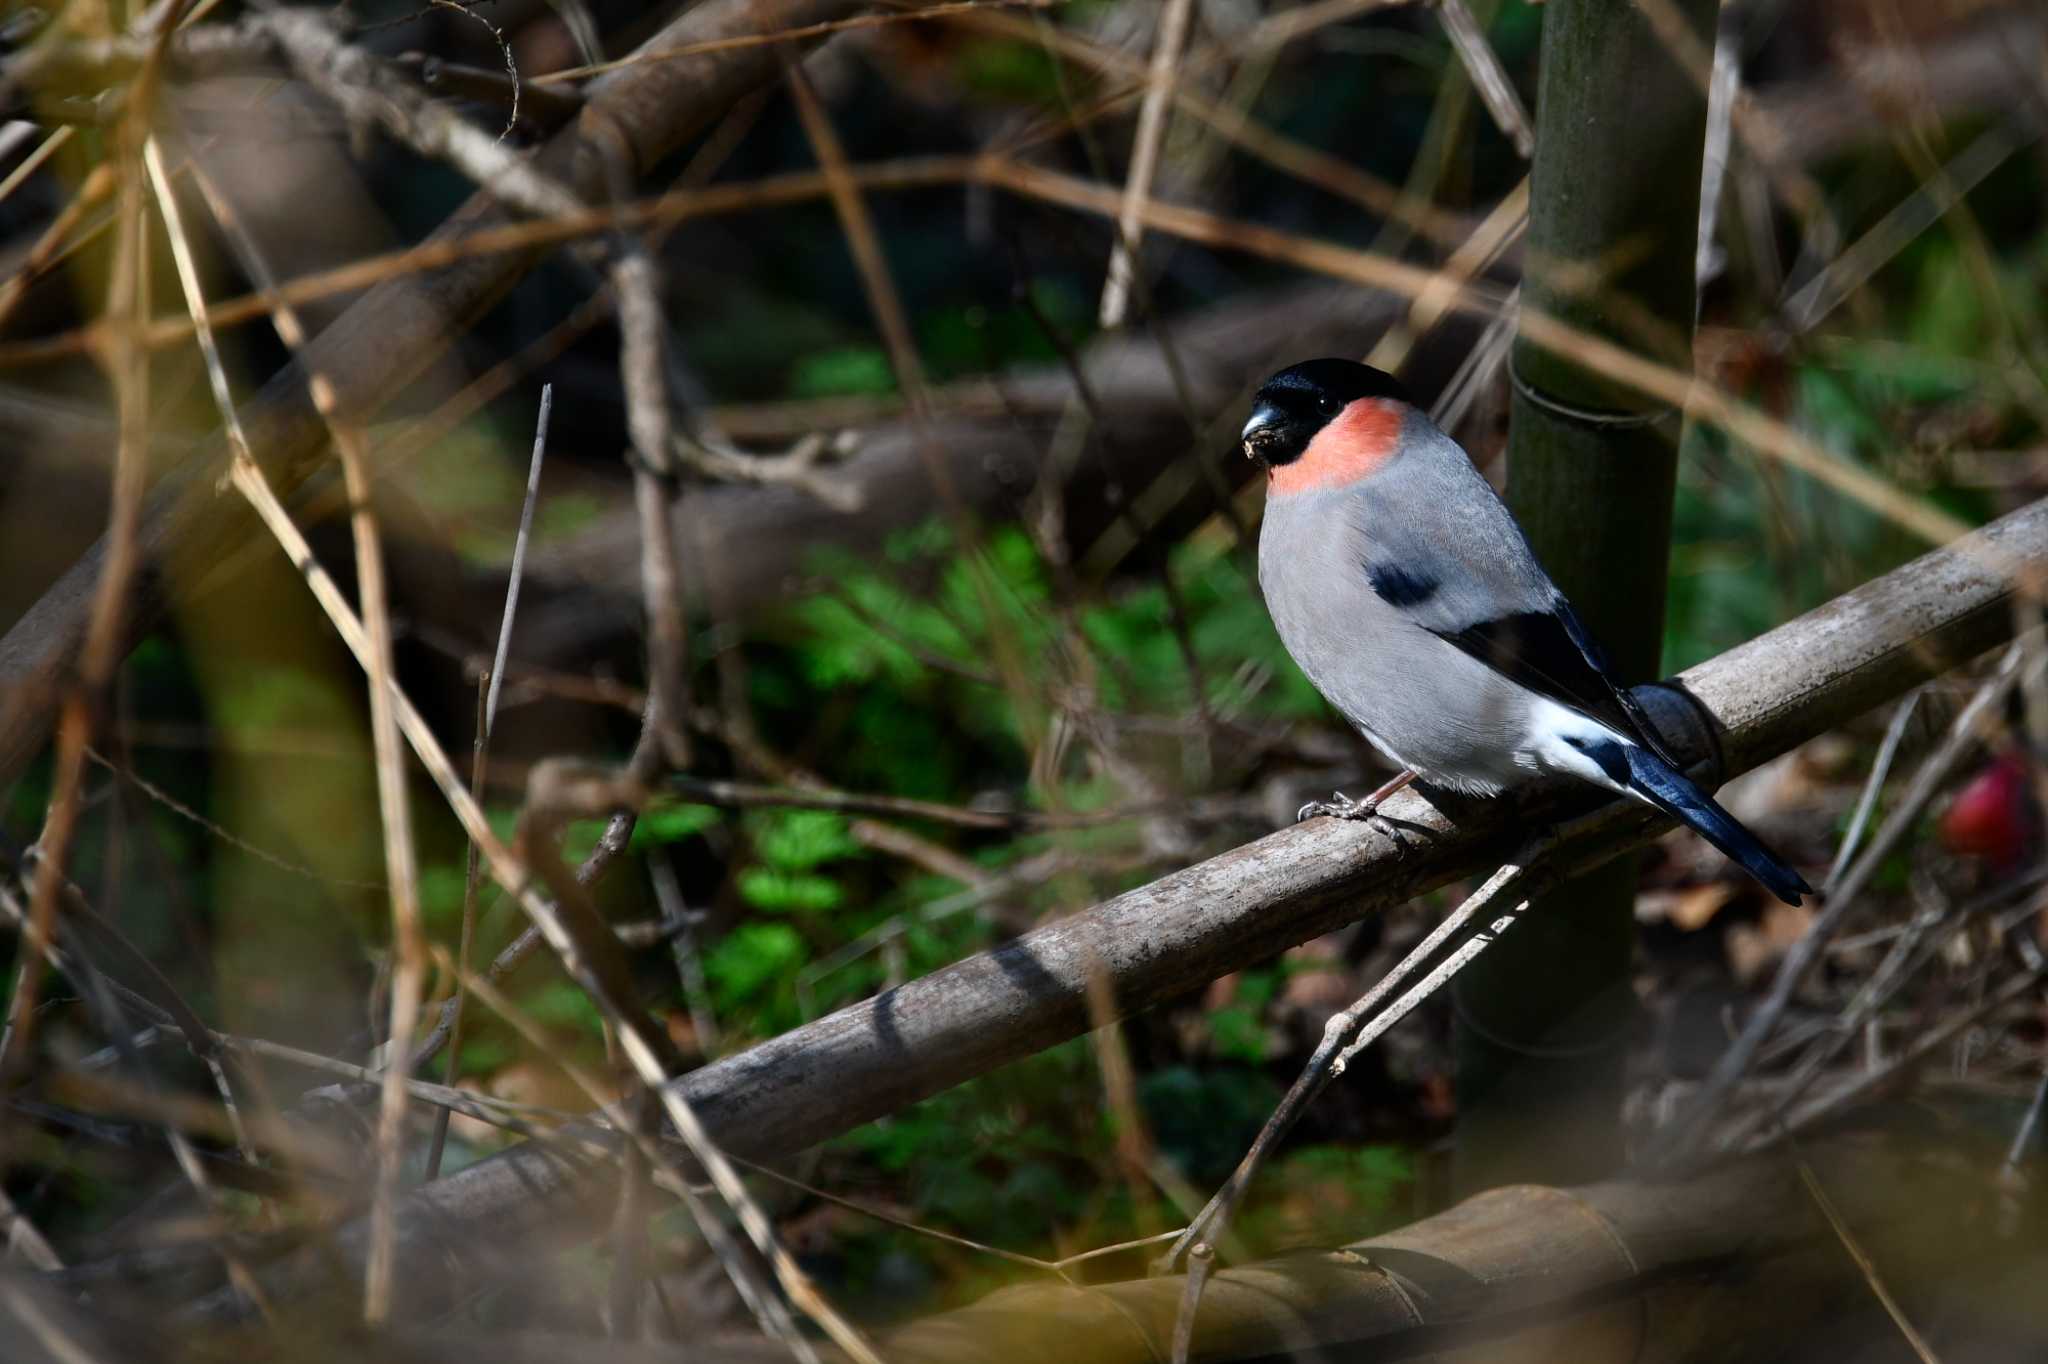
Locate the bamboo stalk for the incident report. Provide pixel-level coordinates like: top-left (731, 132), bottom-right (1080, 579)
top-left (1457, 0), bottom-right (1719, 1192)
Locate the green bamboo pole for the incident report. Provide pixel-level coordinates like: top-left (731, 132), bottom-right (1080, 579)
top-left (1453, 0), bottom-right (1717, 1193)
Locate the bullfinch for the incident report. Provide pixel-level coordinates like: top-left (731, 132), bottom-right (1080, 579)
top-left (1244, 358), bottom-right (1812, 907)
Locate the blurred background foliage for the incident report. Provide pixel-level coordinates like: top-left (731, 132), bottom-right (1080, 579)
top-left (0, 0), bottom-right (2045, 1337)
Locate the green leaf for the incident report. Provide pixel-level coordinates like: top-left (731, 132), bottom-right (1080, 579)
top-left (629, 802), bottom-right (722, 851)
top-left (790, 345), bottom-right (896, 398)
top-left (738, 868), bottom-right (844, 914)
top-left (454, 1033), bottom-right (515, 1078)
top-left (418, 864), bottom-right (471, 936)
top-left (485, 807), bottom-right (520, 844)
top-left (560, 818), bottom-right (611, 865)
top-left (522, 980), bottom-right (604, 1038)
top-left (1207, 1003), bottom-right (1271, 1064)
top-left (956, 38), bottom-right (1063, 103)
top-left (532, 491), bottom-right (606, 542)
top-left (706, 923), bottom-right (807, 1004)
top-left (1907, 241), bottom-right (1985, 358)
top-left (752, 809), bottom-right (862, 870)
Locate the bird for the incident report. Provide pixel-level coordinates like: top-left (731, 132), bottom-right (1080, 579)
top-left (1242, 357), bottom-right (1812, 907)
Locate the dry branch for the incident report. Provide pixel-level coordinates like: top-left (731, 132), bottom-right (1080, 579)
top-left (0, 0), bottom-right (923, 787)
top-left (511, 278), bottom-right (1473, 648)
top-left (214, 494), bottom-right (2048, 1314)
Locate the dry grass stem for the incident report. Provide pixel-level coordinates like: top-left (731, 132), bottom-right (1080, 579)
top-left (0, 125), bottom-right (149, 1090)
top-left (1797, 1160), bottom-right (1946, 1364)
top-left (1658, 640), bottom-right (2035, 1163)
top-left (0, 146), bottom-right (1978, 558)
top-left (1096, 0), bottom-right (1194, 328)
top-left (336, 375), bottom-right (426, 1330)
top-left (1165, 846), bottom-right (1556, 1279)
top-left (436, 947), bottom-right (834, 1364)
top-left (1434, 0), bottom-right (1534, 156)
top-left (425, 384), bottom-right (553, 1181)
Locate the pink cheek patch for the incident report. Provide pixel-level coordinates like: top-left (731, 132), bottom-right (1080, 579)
top-left (1269, 399), bottom-right (1406, 495)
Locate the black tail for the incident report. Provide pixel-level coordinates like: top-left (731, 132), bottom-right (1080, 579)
top-left (1622, 745), bottom-right (1813, 907)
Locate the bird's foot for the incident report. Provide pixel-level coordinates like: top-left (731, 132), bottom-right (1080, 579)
top-left (1296, 791), bottom-right (1386, 823)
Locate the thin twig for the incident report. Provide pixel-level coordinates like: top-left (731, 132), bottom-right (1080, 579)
top-left (425, 384), bottom-right (551, 1181)
top-left (623, 305), bottom-right (694, 773)
top-left (167, 44), bottom-right (668, 1249)
top-left (406, 795), bottom-right (645, 1078)
top-left (648, 854), bottom-right (720, 1057)
top-left (0, 135), bottom-right (146, 1093)
top-left (0, 871), bottom-right (276, 1308)
top-left (1007, 248), bottom-right (1217, 772)
top-left (1796, 1160), bottom-right (1945, 1364)
top-left (1760, 964), bottom-right (2048, 1145)
top-left (82, 745), bottom-right (386, 889)
top-left (421, 686), bottom-right (488, 1183)
top-left (222, 1034), bottom-right (592, 1141)
top-left (0, 125), bottom-right (73, 207)
top-left (426, 0), bottom-right (520, 140)
top-left (1432, 0), bottom-right (1533, 157)
top-left (1168, 1241), bottom-right (1214, 1364)
top-left (485, 386), bottom-right (553, 729)
top-left (148, 118), bottom-right (427, 1320)
top-left (7, 837), bottom-right (266, 1165)
top-left (1783, 123), bottom-right (2029, 334)
top-left (337, 380), bottom-right (426, 1331)
top-left (302, 559), bottom-right (858, 1350)
top-left (0, 161), bottom-right (115, 333)
top-left (782, 53), bottom-right (1050, 747)
top-left (978, 2), bottom-right (1474, 250)
top-left (224, 440), bottom-right (872, 1351)
top-left (1691, 6), bottom-right (1732, 289)
top-left (11, 146), bottom-right (1980, 555)
top-left (1164, 846), bottom-right (1556, 1275)
top-left (521, 759), bottom-right (883, 1362)
top-left (0, 1186), bottom-right (61, 1272)
top-left (607, 1088), bottom-right (656, 1340)
top-left (1655, 642), bottom-right (2033, 1165)
top-left (2004, 1067), bottom-right (2048, 1176)
top-left (1823, 687), bottom-right (1923, 893)
top-left (730, 1152), bottom-right (1184, 1281)
top-left (437, 947), bottom-right (827, 1364)
top-left (588, 116), bottom-right (694, 772)
top-left (1717, 890), bottom-right (1965, 1154)
top-left (1096, 0), bottom-right (1193, 328)
top-left (264, 7), bottom-right (585, 222)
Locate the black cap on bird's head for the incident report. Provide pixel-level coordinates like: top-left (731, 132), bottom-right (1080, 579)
top-left (1240, 359), bottom-right (1413, 467)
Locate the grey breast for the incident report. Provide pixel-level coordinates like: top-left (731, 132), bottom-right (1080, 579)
top-left (1255, 422), bottom-right (1561, 792)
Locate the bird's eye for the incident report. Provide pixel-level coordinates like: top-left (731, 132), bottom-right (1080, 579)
top-left (1317, 395), bottom-right (1341, 416)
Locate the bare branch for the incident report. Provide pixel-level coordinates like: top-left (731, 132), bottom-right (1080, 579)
top-left (0, 0), bottom-right (923, 787)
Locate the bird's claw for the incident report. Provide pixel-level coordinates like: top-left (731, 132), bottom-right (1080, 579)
top-left (1296, 791), bottom-right (1381, 823)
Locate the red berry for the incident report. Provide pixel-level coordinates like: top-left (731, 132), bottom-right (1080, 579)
top-left (1940, 750), bottom-right (2035, 869)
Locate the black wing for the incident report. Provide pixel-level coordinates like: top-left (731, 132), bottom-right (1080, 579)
top-left (1430, 601), bottom-right (1683, 767)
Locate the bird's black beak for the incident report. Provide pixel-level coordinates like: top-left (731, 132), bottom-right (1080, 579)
top-left (1241, 401), bottom-right (1285, 465)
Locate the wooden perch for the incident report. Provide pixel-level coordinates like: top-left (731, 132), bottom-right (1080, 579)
top-left (206, 495), bottom-right (2048, 1318)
